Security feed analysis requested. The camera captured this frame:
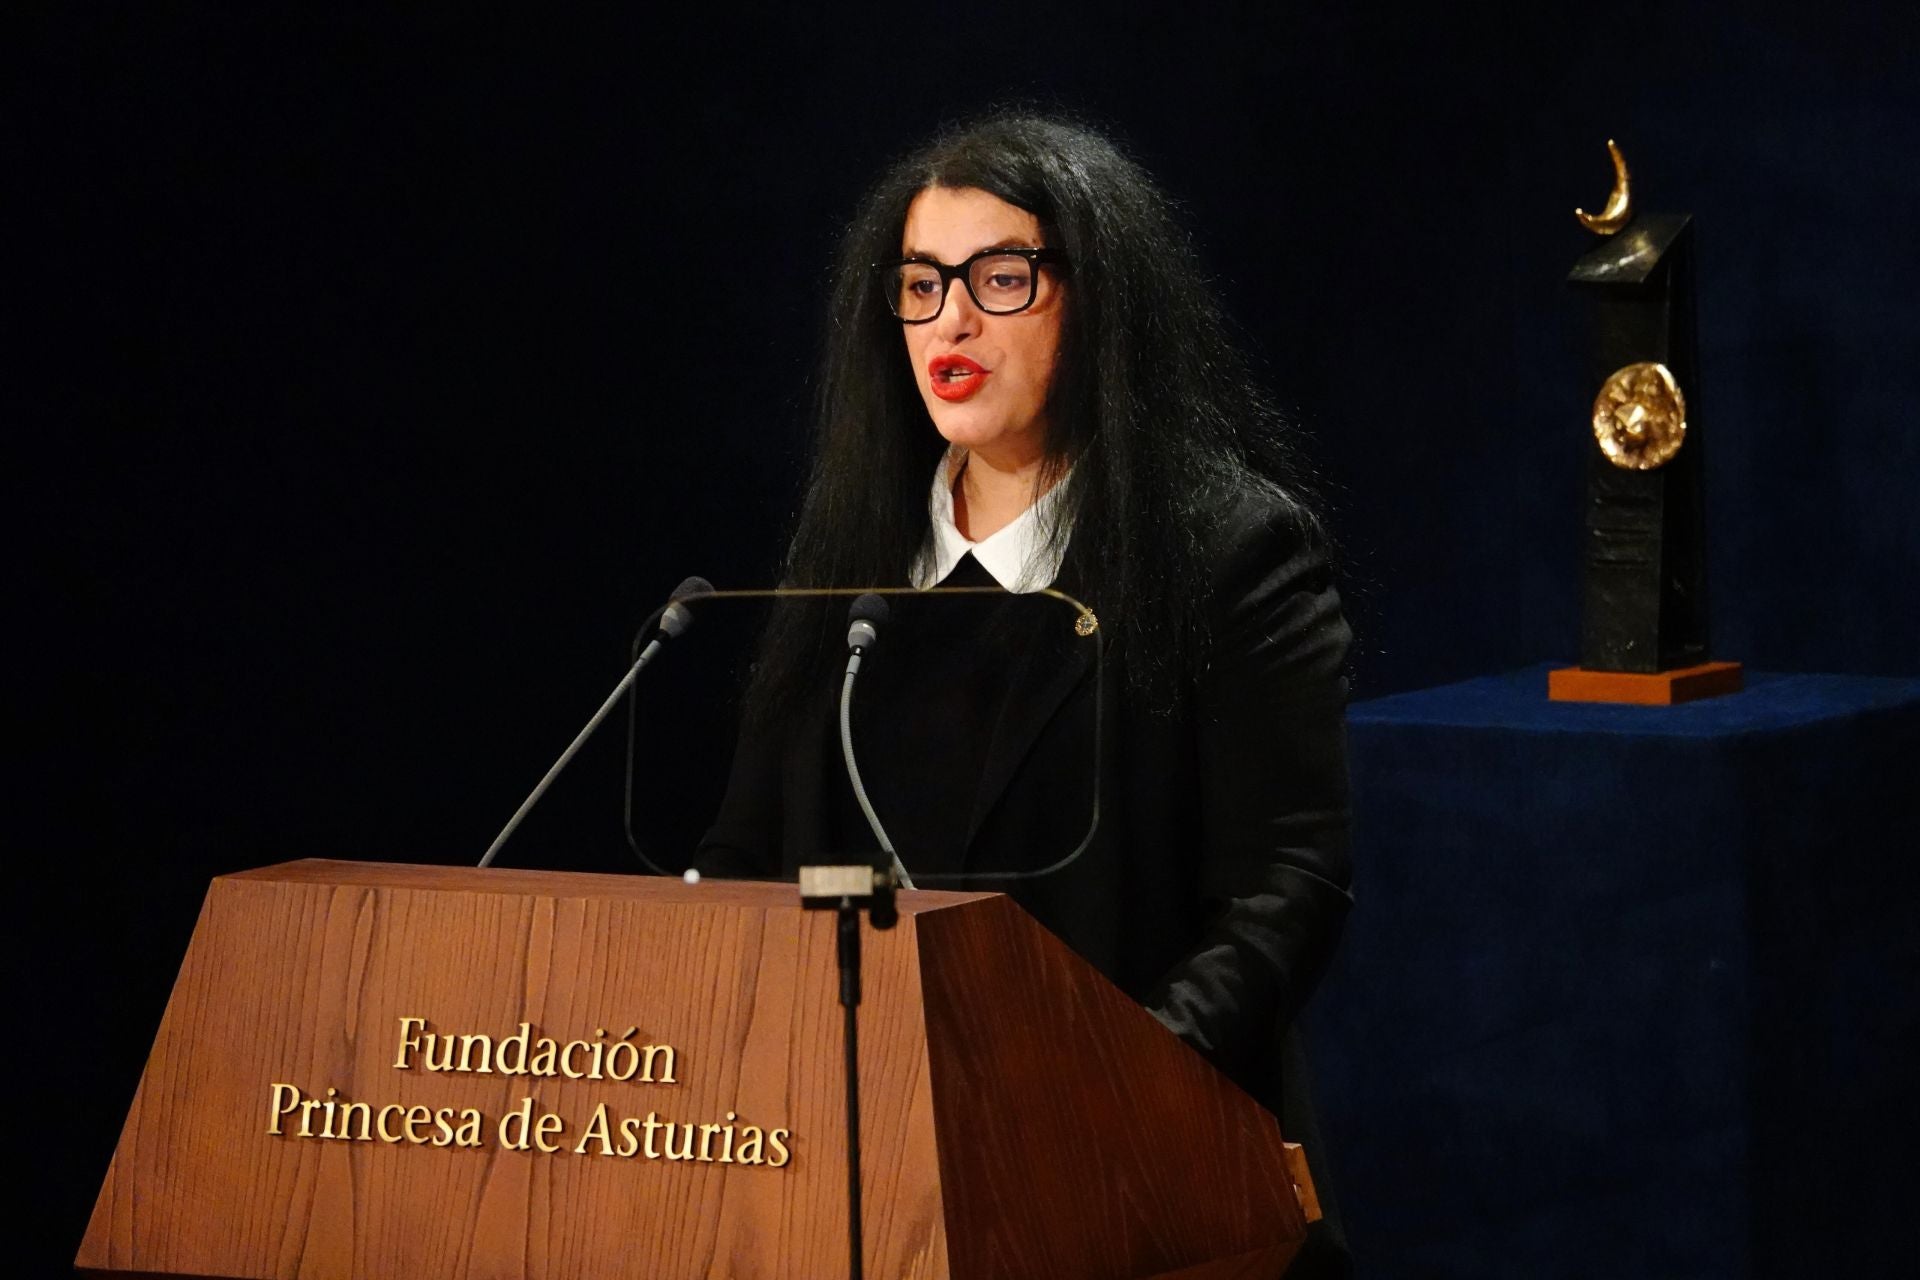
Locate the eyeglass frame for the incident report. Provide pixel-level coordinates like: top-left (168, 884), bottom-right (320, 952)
top-left (870, 247), bottom-right (1069, 324)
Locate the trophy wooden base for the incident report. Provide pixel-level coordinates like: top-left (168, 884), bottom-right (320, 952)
top-left (1549, 660), bottom-right (1744, 706)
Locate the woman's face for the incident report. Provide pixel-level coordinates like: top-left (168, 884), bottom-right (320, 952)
top-left (898, 186), bottom-right (1064, 465)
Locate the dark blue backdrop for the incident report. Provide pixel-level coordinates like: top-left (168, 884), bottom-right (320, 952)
top-left (18, 3), bottom-right (1916, 1275)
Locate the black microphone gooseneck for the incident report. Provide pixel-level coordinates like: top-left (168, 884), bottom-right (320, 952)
top-left (476, 576), bottom-right (712, 869)
top-left (823, 591), bottom-right (904, 1280)
top-left (840, 593), bottom-right (914, 894)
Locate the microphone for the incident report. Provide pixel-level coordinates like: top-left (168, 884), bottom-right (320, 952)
top-left (478, 576), bottom-right (713, 869)
top-left (838, 594), bottom-right (913, 892)
top-left (845, 592), bottom-right (888, 661)
top-left (643, 575), bottom-right (712, 657)
top-left (658, 576), bottom-right (709, 640)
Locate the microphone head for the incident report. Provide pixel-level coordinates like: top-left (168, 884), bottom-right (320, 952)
top-left (847, 592), bottom-right (890, 626)
top-left (846, 592), bottom-right (889, 651)
top-left (659, 576), bottom-right (714, 640)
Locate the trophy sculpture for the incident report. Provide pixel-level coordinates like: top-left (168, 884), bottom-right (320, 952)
top-left (1550, 140), bottom-right (1743, 705)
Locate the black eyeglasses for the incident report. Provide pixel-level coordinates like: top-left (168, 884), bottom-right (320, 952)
top-left (872, 247), bottom-right (1067, 323)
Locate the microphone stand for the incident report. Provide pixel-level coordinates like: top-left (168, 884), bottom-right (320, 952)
top-left (476, 577), bottom-right (710, 870)
top-left (796, 591), bottom-right (903, 1280)
top-left (797, 862), bottom-right (896, 1280)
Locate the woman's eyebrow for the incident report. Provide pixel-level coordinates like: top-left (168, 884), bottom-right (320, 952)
top-left (898, 238), bottom-right (1041, 260)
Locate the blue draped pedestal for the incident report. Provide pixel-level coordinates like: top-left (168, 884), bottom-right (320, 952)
top-left (1308, 666), bottom-right (1919, 1278)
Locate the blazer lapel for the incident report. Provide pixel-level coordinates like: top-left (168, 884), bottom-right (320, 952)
top-left (964, 557), bottom-right (1102, 851)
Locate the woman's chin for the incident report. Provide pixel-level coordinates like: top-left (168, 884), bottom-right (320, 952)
top-left (928, 407), bottom-right (1034, 456)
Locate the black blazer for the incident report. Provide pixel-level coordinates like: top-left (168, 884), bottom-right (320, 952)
top-left (698, 485), bottom-right (1354, 1266)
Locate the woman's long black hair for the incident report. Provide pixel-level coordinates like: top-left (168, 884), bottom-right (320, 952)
top-left (747, 110), bottom-right (1321, 722)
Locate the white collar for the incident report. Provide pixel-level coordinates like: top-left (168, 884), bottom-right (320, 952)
top-left (911, 452), bottom-right (1071, 593)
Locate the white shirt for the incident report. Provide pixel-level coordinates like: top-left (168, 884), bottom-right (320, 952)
top-left (910, 453), bottom-right (1072, 593)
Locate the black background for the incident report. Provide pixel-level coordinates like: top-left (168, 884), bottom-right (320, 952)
top-left (16, 3), bottom-right (1917, 1273)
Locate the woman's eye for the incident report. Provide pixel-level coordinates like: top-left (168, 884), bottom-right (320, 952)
top-left (974, 258), bottom-right (1033, 295)
top-left (896, 267), bottom-right (943, 298)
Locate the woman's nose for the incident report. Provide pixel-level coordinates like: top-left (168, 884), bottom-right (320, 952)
top-left (932, 279), bottom-right (980, 342)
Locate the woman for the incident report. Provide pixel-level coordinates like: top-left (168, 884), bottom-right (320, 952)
top-left (698, 112), bottom-right (1353, 1273)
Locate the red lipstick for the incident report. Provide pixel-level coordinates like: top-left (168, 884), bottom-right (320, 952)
top-left (928, 353), bottom-right (989, 402)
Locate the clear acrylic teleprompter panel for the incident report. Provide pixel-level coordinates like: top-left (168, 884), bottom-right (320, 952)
top-left (622, 585), bottom-right (1102, 882)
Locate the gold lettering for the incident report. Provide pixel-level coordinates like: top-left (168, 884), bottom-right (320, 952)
top-left (735, 1125), bottom-right (764, 1165)
top-left (455, 1108), bottom-right (484, 1147)
top-left (318, 1088), bottom-right (339, 1139)
top-left (394, 1016), bottom-right (427, 1069)
top-left (575, 1103), bottom-right (615, 1156)
top-left (719, 1112), bottom-right (737, 1164)
top-left (533, 1110), bottom-right (564, 1154)
top-left (267, 1083), bottom-right (300, 1135)
top-left (559, 1039), bottom-right (589, 1079)
top-left (455, 1034), bottom-right (494, 1074)
top-left (499, 1097), bottom-right (535, 1150)
top-left (604, 1028), bottom-right (641, 1081)
top-left (422, 1032), bottom-right (456, 1072)
top-left (376, 1103), bottom-right (406, 1143)
top-left (297, 1098), bottom-right (322, 1138)
top-left (662, 1121), bottom-right (696, 1161)
top-left (617, 1115), bottom-right (643, 1158)
top-left (432, 1107), bottom-right (457, 1147)
top-left (529, 1037), bottom-right (558, 1076)
top-left (337, 1100), bottom-right (373, 1141)
top-left (697, 1123), bottom-right (721, 1162)
top-left (496, 1023), bottom-right (532, 1075)
top-left (403, 1104), bottom-right (433, 1143)
top-left (641, 1044), bottom-right (675, 1084)
top-left (642, 1111), bottom-right (665, 1159)
top-left (588, 1028), bottom-right (608, 1081)
top-left (767, 1129), bottom-right (792, 1168)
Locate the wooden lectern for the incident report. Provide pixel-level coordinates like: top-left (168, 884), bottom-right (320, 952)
top-left (78, 860), bottom-right (1313, 1279)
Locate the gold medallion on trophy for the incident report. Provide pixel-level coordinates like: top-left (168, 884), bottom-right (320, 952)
top-left (1592, 361), bottom-right (1686, 470)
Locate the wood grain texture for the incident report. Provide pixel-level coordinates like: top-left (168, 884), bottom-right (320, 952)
top-left (79, 860), bottom-right (1308, 1279)
top-left (914, 894), bottom-right (1305, 1280)
top-left (79, 861), bottom-right (953, 1279)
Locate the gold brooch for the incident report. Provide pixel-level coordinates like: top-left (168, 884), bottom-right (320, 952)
top-left (1073, 611), bottom-right (1099, 637)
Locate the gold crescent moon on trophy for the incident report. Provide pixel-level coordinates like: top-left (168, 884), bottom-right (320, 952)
top-left (1575, 139), bottom-right (1633, 235)
top-left (1592, 361), bottom-right (1686, 469)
